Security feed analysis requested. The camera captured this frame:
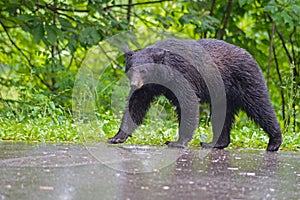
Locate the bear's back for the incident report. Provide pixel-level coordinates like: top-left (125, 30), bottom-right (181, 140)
top-left (197, 39), bottom-right (258, 71)
top-left (198, 39), bottom-right (249, 58)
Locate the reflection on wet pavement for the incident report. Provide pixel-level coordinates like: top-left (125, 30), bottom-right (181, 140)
top-left (0, 143), bottom-right (299, 200)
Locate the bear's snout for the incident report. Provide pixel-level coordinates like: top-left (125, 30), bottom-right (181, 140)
top-left (129, 72), bottom-right (144, 89)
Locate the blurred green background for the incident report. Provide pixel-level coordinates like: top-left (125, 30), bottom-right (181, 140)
top-left (0, 0), bottom-right (299, 150)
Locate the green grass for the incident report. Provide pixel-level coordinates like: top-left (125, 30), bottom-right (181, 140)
top-left (0, 111), bottom-right (299, 151)
top-left (0, 116), bottom-right (79, 143)
top-left (0, 92), bottom-right (298, 150)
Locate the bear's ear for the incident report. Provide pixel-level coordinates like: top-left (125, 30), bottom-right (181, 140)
top-left (124, 46), bottom-right (134, 58)
top-left (152, 50), bottom-right (165, 63)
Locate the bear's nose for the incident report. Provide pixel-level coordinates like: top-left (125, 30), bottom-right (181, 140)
top-left (130, 72), bottom-right (144, 90)
top-left (130, 80), bottom-right (143, 90)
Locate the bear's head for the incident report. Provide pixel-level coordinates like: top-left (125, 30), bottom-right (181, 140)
top-left (124, 46), bottom-right (167, 90)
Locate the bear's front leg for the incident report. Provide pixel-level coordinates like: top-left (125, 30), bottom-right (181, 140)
top-left (165, 101), bottom-right (199, 149)
top-left (200, 107), bottom-right (235, 150)
top-left (107, 88), bottom-right (153, 144)
top-left (107, 107), bottom-right (136, 144)
top-left (108, 129), bottom-right (131, 144)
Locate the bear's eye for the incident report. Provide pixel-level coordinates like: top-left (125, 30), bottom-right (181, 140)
top-left (152, 50), bottom-right (165, 63)
top-left (139, 69), bottom-right (146, 75)
top-left (126, 70), bottom-right (133, 78)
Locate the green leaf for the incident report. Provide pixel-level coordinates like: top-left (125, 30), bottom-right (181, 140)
top-left (238, 0), bottom-right (247, 7)
top-left (45, 25), bottom-right (57, 45)
top-left (15, 15), bottom-right (35, 22)
top-left (9, 0), bottom-right (19, 3)
top-left (79, 27), bottom-right (100, 47)
top-left (178, 14), bottom-right (191, 25)
top-left (58, 17), bottom-right (73, 28)
top-left (66, 33), bottom-right (78, 53)
top-left (292, 4), bottom-right (300, 16)
top-left (281, 11), bottom-right (294, 26)
top-left (32, 22), bottom-right (44, 43)
top-left (264, 0), bottom-right (277, 13)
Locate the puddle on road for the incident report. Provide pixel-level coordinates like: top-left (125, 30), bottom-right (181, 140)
top-left (0, 142), bottom-right (299, 200)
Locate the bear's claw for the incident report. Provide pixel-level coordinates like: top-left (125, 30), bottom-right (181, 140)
top-left (165, 141), bottom-right (186, 148)
top-left (266, 137), bottom-right (282, 151)
top-left (108, 130), bottom-right (130, 144)
top-left (200, 142), bottom-right (229, 149)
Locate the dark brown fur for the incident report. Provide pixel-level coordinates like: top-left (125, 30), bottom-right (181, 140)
top-left (108, 39), bottom-right (282, 151)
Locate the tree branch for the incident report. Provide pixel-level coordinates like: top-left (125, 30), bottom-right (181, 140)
top-left (216, 0), bottom-right (232, 39)
top-left (35, 0), bottom-right (172, 13)
top-left (204, 0), bottom-right (216, 38)
top-left (289, 25), bottom-right (298, 77)
top-left (267, 21), bottom-right (275, 85)
top-left (273, 44), bottom-right (285, 121)
top-left (275, 25), bottom-right (293, 64)
top-left (0, 20), bottom-right (53, 91)
top-left (209, 0), bottom-right (216, 16)
top-left (288, 26), bottom-right (298, 132)
top-left (35, 3), bottom-right (89, 13)
top-left (103, 0), bottom-right (173, 11)
top-left (127, 0), bottom-right (133, 22)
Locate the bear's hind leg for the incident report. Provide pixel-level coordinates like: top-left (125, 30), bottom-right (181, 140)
top-left (242, 96), bottom-right (282, 151)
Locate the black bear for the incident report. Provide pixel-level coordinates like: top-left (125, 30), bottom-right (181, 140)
top-left (108, 39), bottom-right (282, 151)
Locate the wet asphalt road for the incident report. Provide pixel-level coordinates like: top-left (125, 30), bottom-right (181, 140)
top-left (0, 142), bottom-right (299, 200)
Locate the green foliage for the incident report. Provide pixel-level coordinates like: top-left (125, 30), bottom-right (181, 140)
top-left (0, 0), bottom-right (130, 107)
top-left (0, 94), bottom-right (79, 142)
top-left (0, 0), bottom-right (299, 150)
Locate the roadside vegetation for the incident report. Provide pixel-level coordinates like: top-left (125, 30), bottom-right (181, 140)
top-left (0, 0), bottom-right (299, 150)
